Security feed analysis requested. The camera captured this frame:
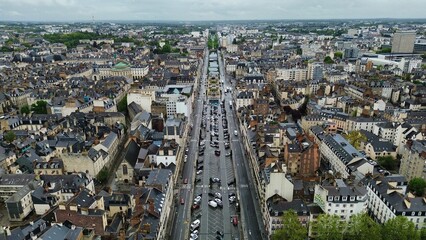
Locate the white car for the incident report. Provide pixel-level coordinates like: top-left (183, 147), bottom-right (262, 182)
top-left (194, 196), bottom-right (202, 202)
top-left (208, 200), bottom-right (218, 208)
top-left (190, 233), bottom-right (198, 239)
top-left (214, 192), bottom-right (222, 198)
top-left (196, 170), bottom-right (203, 175)
top-left (192, 230), bottom-right (199, 235)
top-left (214, 198), bottom-right (222, 204)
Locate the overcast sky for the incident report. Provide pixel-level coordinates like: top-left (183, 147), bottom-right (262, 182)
top-left (0, 0), bottom-right (425, 22)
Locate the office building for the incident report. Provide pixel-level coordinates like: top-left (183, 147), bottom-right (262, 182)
top-left (391, 31), bottom-right (416, 53)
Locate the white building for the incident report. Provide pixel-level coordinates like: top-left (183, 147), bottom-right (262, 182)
top-left (127, 90), bottom-right (153, 113)
top-left (314, 179), bottom-right (368, 221)
top-left (276, 68), bottom-right (308, 81)
top-left (320, 134), bottom-right (366, 179)
top-left (346, 117), bottom-right (386, 133)
top-left (364, 174), bottom-right (426, 229)
top-left (236, 91), bottom-right (254, 110)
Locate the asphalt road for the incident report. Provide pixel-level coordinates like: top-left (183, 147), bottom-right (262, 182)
top-left (171, 48), bottom-right (209, 240)
top-left (218, 50), bottom-right (266, 240)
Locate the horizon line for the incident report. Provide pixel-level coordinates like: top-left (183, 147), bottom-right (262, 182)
top-left (1, 17), bottom-right (426, 24)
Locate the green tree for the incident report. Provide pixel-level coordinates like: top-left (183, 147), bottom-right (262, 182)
top-left (271, 210), bottom-right (307, 240)
top-left (376, 48), bottom-right (392, 54)
top-left (3, 131), bottom-right (16, 143)
top-left (382, 216), bottom-right (420, 240)
top-left (31, 100), bottom-right (48, 114)
top-left (20, 105), bottom-right (30, 114)
top-left (162, 43), bottom-right (172, 53)
top-left (324, 56), bottom-right (334, 64)
top-left (409, 177), bottom-right (426, 197)
top-left (377, 155), bottom-right (397, 172)
top-left (117, 95), bottom-right (128, 113)
top-left (345, 213), bottom-right (381, 240)
top-left (97, 167), bottom-right (109, 184)
top-left (296, 48), bottom-right (303, 55)
top-left (343, 130), bottom-right (367, 149)
top-left (421, 227), bottom-right (426, 240)
top-left (314, 214), bottom-right (345, 240)
top-left (334, 52), bottom-right (343, 59)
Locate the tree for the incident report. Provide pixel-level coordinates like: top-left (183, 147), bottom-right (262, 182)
top-left (296, 48), bottom-right (302, 55)
top-left (382, 216), bottom-right (420, 240)
top-left (345, 213), bottom-right (381, 240)
top-left (20, 105), bottom-right (30, 114)
top-left (4, 131), bottom-right (16, 143)
top-left (97, 167), bottom-right (109, 184)
top-left (377, 155), bottom-right (397, 172)
top-left (31, 100), bottom-right (48, 114)
top-left (409, 177), bottom-right (426, 197)
top-left (334, 52), bottom-right (343, 59)
top-left (314, 214), bottom-right (345, 240)
top-left (271, 210), bottom-right (307, 240)
top-left (117, 95), bottom-right (128, 113)
top-left (343, 131), bottom-right (367, 149)
top-left (324, 56), bottom-right (334, 64)
top-left (376, 48), bottom-right (392, 54)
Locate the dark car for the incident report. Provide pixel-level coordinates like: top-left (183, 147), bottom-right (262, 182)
top-left (192, 204), bottom-right (200, 210)
top-left (216, 231), bottom-right (224, 237)
top-left (215, 150), bottom-right (220, 156)
top-left (208, 192), bottom-right (215, 197)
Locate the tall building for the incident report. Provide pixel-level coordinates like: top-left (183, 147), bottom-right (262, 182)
top-left (391, 31), bottom-right (416, 53)
top-left (344, 47), bottom-right (359, 59)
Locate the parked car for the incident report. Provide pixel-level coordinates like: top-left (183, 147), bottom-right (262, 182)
top-left (208, 200), bottom-right (218, 208)
top-left (232, 216), bottom-right (238, 226)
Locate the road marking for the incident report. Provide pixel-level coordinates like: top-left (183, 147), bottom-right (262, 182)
top-left (240, 184), bottom-right (249, 188)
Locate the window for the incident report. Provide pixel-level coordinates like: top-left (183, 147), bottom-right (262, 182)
top-left (122, 164), bottom-right (128, 175)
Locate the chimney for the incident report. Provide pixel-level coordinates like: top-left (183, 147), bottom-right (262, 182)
top-left (148, 199), bottom-right (155, 213)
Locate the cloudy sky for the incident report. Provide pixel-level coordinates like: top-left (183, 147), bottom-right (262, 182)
top-left (0, 0), bottom-right (425, 22)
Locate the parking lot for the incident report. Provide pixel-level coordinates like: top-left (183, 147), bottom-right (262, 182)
top-left (188, 101), bottom-right (240, 240)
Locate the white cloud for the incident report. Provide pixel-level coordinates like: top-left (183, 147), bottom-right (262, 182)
top-left (0, 0), bottom-right (424, 21)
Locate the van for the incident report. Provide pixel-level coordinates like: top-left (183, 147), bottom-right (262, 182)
top-left (208, 200), bottom-right (218, 208)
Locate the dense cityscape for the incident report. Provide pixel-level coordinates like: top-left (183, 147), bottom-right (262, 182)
top-left (0, 16), bottom-right (425, 240)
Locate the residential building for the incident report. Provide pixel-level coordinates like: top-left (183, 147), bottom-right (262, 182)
top-left (363, 174), bottom-right (426, 229)
top-left (399, 140), bottom-right (426, 181)
top-left (284, 136), bottom-right (320, 179)
top-left (54, 189), bottom-right (108, 236)
top-left (320, 134), bottom-right (365, 179)
top-left (6, 181), bottom-right (41, 221)
top-left (314, 179), bottom-right (368, 221)
top-left (360, 130), bottom-right (397, 160)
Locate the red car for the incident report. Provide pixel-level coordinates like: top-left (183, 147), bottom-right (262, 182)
top-left (192, 204), bottom-right (200, 210)
top-left (181, 198), bottom-right (185, 205)
top-left (232, 216), bottom-right (238, 226)
top-left (184, 178), bottom-right (188, 184)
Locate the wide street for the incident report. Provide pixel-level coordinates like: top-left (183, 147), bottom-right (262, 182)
top-left (170, 47), bottom-right (209, 240)
top-left (171, 45), bottom-right (265, 240)
top-left (218, 50), bottom-right (265, 240)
